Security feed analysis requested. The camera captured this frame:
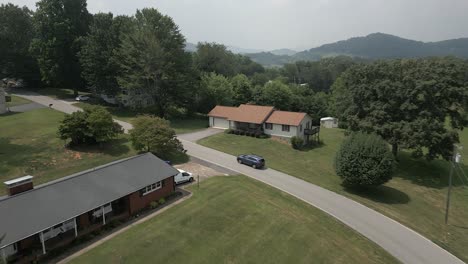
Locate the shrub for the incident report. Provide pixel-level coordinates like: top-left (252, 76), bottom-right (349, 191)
top-left (335, 132), bottom-right (395, 187)
top-left (225, 129), bottom-right (233, 134)
top-left (150, 201), bottom-right (158, 209)
top-left (291, 136), bottom-right (304, 149)
top-left (58, 106), bottom-right (123, 146)
top-left (158, 198), bottom-right (166, 205)
top-left (234, 130), bottom-right (240, 135)
top-left (239, 130), bottom-right (245, 136)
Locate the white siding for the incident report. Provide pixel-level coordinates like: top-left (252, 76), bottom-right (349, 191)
top-left (264, 123), bottom-right (297, 139)
top-left (210, 117), bottom-right (230, 129)
top-left (296, 115), bottom-right (313, 139)
top-left (321, 118), bottom-right (338, 128)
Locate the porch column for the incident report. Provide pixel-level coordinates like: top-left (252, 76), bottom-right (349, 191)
top-left (102, 205), bottom-right (106, 225)
top-left (39, 232), bottom-right (46, 255)
top-left (74, 218), bottom-right (78, 237)
top-left (1, 247), bottom-right (6, 264)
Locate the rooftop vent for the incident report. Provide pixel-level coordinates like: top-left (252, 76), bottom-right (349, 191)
top-left (4, 175), bottom-right (34, 196)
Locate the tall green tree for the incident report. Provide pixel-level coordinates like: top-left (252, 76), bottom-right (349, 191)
top-left (115, 8), bottom-right (195, 118)
top-left (198, 72), bottom-right (234, 113)
top-left (231, 74), bottom-right (253, 105)
top-left (341, 57), bottom-right (468, 160)
top-left (194, 42), bottom-right (236, 77)
top-left (79, 13), bottom-right (132, 96)
top-left (0, 3), bottom-right (39, 83)
top-left (254, 80), bottom-right (292, 110)
top-left (30, 0), bottom-right (91, 93)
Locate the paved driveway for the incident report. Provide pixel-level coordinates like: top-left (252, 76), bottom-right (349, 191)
top-left (179, 136), bottom-right (463, 264)
top-left (13, 91), bottom-right (133, 132)
top-left (14, 92), bottom-right (463, 264)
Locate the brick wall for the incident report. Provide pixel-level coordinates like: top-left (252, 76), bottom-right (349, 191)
top-left (8, 182), bottom-right (33, 196)
top-left (128, 176), bottom-right (174, 215)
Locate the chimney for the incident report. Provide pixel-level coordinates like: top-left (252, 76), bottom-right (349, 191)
top-left (4, 175), bottom-right (34, 196)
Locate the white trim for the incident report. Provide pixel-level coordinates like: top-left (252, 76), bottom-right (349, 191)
top-left (102, 206), bottom-right (106, 225)
top-left (74, 218), bottom-right (78, 237)
top-left (141, 181), bottom-right (162, 196)
top-left (1, 247), bottom-right (6, 263)
top-left (39, 232), bottom-right (46, 255)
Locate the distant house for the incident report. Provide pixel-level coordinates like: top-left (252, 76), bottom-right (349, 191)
top-left (0, 153), bottom-right (178, 263)
top-left (208, 104), bottom-right (314, 140)
top-left (320, 117), bottom-right (339, 128)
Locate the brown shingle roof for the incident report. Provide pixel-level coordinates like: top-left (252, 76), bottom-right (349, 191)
top-left (207, 105), bottom-right (238, 118)
top-left (266, 110), bottom-right (307, 126)
top-left (227, 104), bottom-right (275, 124)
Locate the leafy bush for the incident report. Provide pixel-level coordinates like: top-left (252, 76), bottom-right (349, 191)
top-left (150, 201), bottom-right (158, 209)
top-left (130, 115), bottom-right (185, 159)
top-left (158, 198), bottom-right (166, 205)
top-left (290, 136), bottom-right (304, 149)
top-left (225, 129), bottom-right (233, 134)
top-left (335, 133), bottom-right (395, 187)
top-left (58, 105), bottom-right (123, 146)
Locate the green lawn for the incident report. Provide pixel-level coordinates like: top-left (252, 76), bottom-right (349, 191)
top-left (6, 95), bottom-right (31, 107)
top-left (199, 129), bottom-right (468, 262)
top-left (0, 108), bottom-right (137, 195)
top-left (71, 176), bottom-right (397, 264)
top-left (74, 102), bottom-right (208, 134)
top-left (37, 88), bottom-right (90, 100)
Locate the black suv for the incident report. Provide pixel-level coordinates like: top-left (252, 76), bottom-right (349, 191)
top-left (237, 154), bottom-right (265, 169)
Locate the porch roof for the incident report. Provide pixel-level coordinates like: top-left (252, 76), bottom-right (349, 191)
top-left (0, 153), bottom-right (178, 248)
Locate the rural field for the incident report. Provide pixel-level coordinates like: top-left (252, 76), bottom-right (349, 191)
top-left (199, 128), bottom-right (468, 262)
top-left (70, 176), bottom-right (397, 264)
top-left (0, 107), bottom-right (137, 195)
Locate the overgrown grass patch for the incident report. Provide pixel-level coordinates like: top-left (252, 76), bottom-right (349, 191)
top-left (0, 108), bottom-right (136, 195)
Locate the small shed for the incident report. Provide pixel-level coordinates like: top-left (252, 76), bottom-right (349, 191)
top-left (320, 117), bottom-right (338, 128)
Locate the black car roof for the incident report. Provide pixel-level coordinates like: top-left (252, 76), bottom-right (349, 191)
top-left (242, 154), bottom-right (264, 160)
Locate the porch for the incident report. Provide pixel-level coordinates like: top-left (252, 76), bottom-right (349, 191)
top-left (231, 121), bottom-right (263, 134)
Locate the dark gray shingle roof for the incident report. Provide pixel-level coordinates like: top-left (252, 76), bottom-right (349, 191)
top-left (0, 153), bottom-right (178, 248)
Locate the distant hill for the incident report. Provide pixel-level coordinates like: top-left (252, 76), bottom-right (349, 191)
top-left (247, 33), bottom-right (468, 66)
top-left (270, 48), bottom-right (297, 56)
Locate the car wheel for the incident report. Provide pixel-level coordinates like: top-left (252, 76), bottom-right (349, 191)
top-left (252, 164), bottom-right (257, 169)
top-left (189, 177), bottom-right (194, 182)
top-left (237, 159), bottom-right (242, 164)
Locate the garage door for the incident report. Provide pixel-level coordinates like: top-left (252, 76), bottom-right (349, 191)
top-left (212, 117), bottom-right (230, 129)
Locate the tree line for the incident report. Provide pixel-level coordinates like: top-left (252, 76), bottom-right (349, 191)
top-left (2, 1), bottom-right (468, 161)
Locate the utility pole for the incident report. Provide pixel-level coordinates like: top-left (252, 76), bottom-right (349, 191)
top-left (445, 144), bottom-right (462, 224)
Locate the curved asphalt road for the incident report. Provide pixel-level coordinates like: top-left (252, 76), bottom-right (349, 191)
top-left (15, 92), bottom-right (464, 264)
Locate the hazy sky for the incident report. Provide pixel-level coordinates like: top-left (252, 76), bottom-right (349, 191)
top-left (4, 0), bottom-right (468, 50)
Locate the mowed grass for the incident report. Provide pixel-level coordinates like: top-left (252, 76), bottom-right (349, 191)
top-left (74, 102), bottom-right (208, 134)
top-left (6, 95), bottom-right (31, 107)
top-left (0, 108), bottom-right (136, 195)
top-left (199, 129), bottom-right (468, 262)
top-left (71, 176), bottom-right (398, 264)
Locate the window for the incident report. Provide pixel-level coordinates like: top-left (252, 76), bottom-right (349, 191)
top-left (299, 124), bottom-right (303, 132)
top-left (141, 181), bottom-right (162, 196)
top-left (306, 121), bottom-right (310, 129)
top-left (282, 125), bottom-right (290, 132)
top-left (265, 123), bottom-right (273, 130)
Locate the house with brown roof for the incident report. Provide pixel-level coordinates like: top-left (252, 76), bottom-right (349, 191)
top-left (208, 104), bottom-right (313, 140)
